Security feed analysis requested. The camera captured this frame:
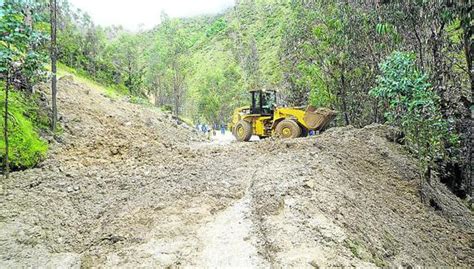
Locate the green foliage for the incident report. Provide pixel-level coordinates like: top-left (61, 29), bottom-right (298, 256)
top-left (188, 41), bottom-right (244, 123)
top-left (52, 0), bottom-right (289, 122)
top-left (129, 95), bottom-right (149, 105)
top-left (49, 0), bottom-right (471, 127)
top-left (142, 15), bottom-right (196, 116)
top-left (0, 0), bottom-right (49, 170)
top-left (0, 0), bottom-right (29, 69)
top-left (206, 18), bottom-right (227, 37)
top-left (298, 64), bottom-right (335, 108)
top-left (0, 86), bottom-right (48, 168)
top-left (309, 86), bottom-right (334, 108)
top-left (161, 104), bottom-right (172, 113)
top-left (370, 51), bottom-right (457, 171)
top-left (104, 32), bottom-right (147, 96)
top-left (0, 0), bottom-right (49, 87)
top-left (281, 0), bottom-right (385, 126)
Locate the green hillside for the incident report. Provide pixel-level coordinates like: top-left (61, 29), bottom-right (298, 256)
top-left (54, 0), bottom-right (291, 124)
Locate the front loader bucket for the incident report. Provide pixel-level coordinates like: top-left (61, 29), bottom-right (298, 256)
top-left (303, 106), bottom-right (337, 130)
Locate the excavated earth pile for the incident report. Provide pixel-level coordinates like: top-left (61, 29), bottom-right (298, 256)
top-left (0, 77), bottom-right (472, 268)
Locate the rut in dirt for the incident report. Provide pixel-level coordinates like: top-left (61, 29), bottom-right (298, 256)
top-left (198, 191), bottom-right (268, 267)
top-left (0, 77), bottom-right (472, 268)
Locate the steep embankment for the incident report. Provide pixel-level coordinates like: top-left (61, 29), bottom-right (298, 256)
top-left (0, 77), bottom-right (472, 268)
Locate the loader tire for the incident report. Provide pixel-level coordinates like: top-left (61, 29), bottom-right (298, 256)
top-left (234, 120), bottom-right (252, 142)
top-left (300, 127), bottom-right (309, 137)
top-left (276, 120), bottom-right (301, 139)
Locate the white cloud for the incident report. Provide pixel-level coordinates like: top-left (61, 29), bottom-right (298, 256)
top-left (67, 0), bottom-right (235, 30)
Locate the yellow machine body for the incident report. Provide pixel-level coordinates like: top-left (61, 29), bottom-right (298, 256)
top-left (229, 90), bottom-right (337, 141)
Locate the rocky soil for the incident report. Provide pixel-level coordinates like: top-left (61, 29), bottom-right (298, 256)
top-left (0, 76), bottom-right (472, 268)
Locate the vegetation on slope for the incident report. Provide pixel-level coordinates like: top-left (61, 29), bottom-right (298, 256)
top-left (0, 85), bottom-right (48, 169)
top-left (0, 0), bottom-right (50, 169)
top-left (0, 0), bottom-right (471, 198)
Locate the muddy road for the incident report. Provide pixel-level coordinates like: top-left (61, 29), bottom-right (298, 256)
top-left (0, 77), bottom-right (472, 268)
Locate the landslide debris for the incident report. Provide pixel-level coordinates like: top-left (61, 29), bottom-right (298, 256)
top-left (248, 125), bottom-right (473, 267)
top-left (0, 77), bottom-right (472, 268)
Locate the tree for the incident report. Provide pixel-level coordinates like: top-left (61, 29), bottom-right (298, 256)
top-left (155, 15), bottom-right (190, 116)
top-left (103, 33), bottom-right (147, 96)
top-left (3, 61), bottom-right (10, 179)
top-left (146, 32), bottom-right (173, 107)
top-left (376, 0), bottom-right (472, 196)
top-left (50, 0), bottom-right (57, 132)
top-left (454, 0), bottom-right (473, 197)
top-left (370, 52), bottom-right (456, 178)
top-left (281, 0), bottom-right (385, 126)
top-left (1, 0), bottom-right (31, 178)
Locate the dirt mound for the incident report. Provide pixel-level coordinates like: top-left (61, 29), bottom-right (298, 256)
top-left (0, 77), bottom-right (472, 268)
top-left (248, 125), bottom-right (473, 267)
top-left (38, 78), bottom-right (202, 168)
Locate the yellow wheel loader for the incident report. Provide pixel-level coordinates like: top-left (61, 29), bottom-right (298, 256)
top-left (229, 89), bottom-right (337, 142)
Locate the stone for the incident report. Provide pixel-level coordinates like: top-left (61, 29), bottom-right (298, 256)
top-left (303, 179), bottom-right (316, 189)
top-left (309, 260), bottom-right (321, 268)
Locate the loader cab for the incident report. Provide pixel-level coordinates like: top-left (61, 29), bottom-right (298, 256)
top-left (250, 89), bottom-right (277, 116)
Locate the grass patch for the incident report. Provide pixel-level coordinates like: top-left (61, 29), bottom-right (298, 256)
top-left (345, 239), bottom-right (364, 259)
top-left (0, 85), bottom-right (48, 169)
top-left (129, 95), bottom-right (150, 105)
top-left (56, 63), bottom-right (127, 99)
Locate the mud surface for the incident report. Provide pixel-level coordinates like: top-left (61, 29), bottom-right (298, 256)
top-left (0, 77), bottom-right (472, 268)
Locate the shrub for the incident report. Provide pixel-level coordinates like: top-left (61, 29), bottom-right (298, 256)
top-left (370, 51), bottom-right (457, 173)
top-left (161, 104), bottom-right (173, 112)
top-left (129, 95), bottom-right (149, 105)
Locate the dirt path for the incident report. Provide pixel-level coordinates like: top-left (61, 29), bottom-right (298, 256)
top-left (198, 190), bottom-right (268, 268)
top-left (0, 77), bottom-right (472, 268)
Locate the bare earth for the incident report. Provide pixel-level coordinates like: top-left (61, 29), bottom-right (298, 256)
top-left (0, 77), bottom-right (472, 268)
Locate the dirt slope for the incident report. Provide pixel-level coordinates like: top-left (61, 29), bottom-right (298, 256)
top-left (0, 77), bottom-right (472, 268)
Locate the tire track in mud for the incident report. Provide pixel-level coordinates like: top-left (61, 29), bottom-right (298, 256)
top-left (198, 191), bottom-right (268, 267)
top-left (196, 164), bottom-right (291, 268)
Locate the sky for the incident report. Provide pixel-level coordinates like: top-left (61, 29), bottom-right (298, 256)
top-left (67, 0), bottom-right (235, 30)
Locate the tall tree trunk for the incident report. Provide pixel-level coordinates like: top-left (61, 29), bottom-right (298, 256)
top-left (154, 92), bottom-right (159, 107)
top-left (174, 88), bottom-right (179, 116)
top-left (25, 5), bottom-right (34, 95)
top-left (430, 23), bottom-right (447, 117)
top-left (340, 67), bottom-right (350, 126)
top-left (173, 63), bottom-right (180, 116)
top-left (50, 0), bottom-right (58, 132)
top-left (127, 59), bottom-right (133, 95)
top-left (154, 77), bottom-right (161, 107)
top-left (4, 68), bottom-right (10, 179)
top-left (460, 0), bottom-right (473, 197)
